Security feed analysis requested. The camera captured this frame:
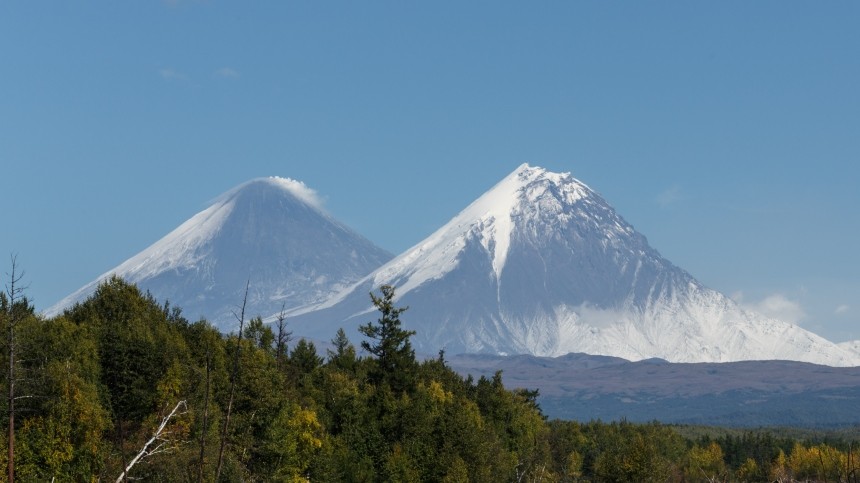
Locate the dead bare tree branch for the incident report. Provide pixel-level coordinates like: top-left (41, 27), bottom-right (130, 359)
top-left (115, 400), bottom-right (188, 482)
top-left (275, 303), bottom-right (291, 372)
top-left (5, 254), bottom-right (27, 483)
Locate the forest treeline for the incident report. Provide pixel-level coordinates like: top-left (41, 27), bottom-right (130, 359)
top-left (1, 274), bottom-right (860, 482)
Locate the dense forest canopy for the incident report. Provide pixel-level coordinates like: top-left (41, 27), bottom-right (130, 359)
top-left (1, 272), bottom-right (859, 482)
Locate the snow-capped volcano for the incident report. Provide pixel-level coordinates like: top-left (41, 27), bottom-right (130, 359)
top-left (47, 177), bottom-right (392, 329)
top-left (289, 164), bottom-right (859, 366)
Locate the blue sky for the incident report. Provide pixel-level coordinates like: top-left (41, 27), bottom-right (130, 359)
top-left (2, 2), bottom-right (858, 342)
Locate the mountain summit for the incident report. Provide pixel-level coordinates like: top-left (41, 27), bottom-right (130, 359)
top-left (47, 177), bottom-right (392, 329)
top-left (290, 164), bottom-right (859, 366)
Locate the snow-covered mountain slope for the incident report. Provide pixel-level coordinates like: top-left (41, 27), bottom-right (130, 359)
top-left (47, 177), bottom-right (392, 330)
top-left (839, 340), bottom-right (860, 357)
top-left (288, 164), bottom-right (860, 366)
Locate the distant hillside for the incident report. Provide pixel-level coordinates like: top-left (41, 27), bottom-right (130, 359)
top-left (448, 353), bottom-right (860, 427)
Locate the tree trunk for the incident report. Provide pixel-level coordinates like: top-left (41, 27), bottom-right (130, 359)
top-left (198, 348), bottom-right (211, 483)
top-left (275, 304), bottom-right (290, 373)
top-left (7, 317), bottom-right (13, 483)
top-left (215, 280), bottom-right (249, 481)
top-left (5, 255), bottom-right (24, 483)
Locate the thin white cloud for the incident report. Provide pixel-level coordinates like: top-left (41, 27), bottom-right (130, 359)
top-left (215, 67), bottom-right (240, 79)
top-left (835, 304), bottom-right (850, 315)
top-left (268, 177), bottom-right (324, 209)
top-left (737, 293), bottom-right (807, 325)
top-left (159, 68), bottom-right (189, 81)
top-left (656, 185), bottom-right (682, 207)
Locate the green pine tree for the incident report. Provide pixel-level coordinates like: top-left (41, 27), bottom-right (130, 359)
top-left (358, 285), bottom-right (416, 394)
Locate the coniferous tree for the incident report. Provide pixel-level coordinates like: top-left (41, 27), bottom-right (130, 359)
top-left (290, 339), bottom-right (323, 376)
top-left (327, 328), bottom-right (357, 373)
top-left (358, 285), bottom-right (416, 393)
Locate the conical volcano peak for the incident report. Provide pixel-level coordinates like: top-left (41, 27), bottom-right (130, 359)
top-left (499, 164), bottom-right (598, 211)
top-left (453, 164), bottom-right (610, 280)
top-left (454, 164), bottom-right (581, 226)
top-left (356, 164), bottom-right (617, 297)
top-left (510, 162), bottom-right (542, 179)
top-left (290, 165), bottom-right (860, 366)
top-left (262, 176), bottom-right (323, 208)
top-left (220, 176), bottom-right (325, 212)
top-left (47, 176), bottom-right (392, 328)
